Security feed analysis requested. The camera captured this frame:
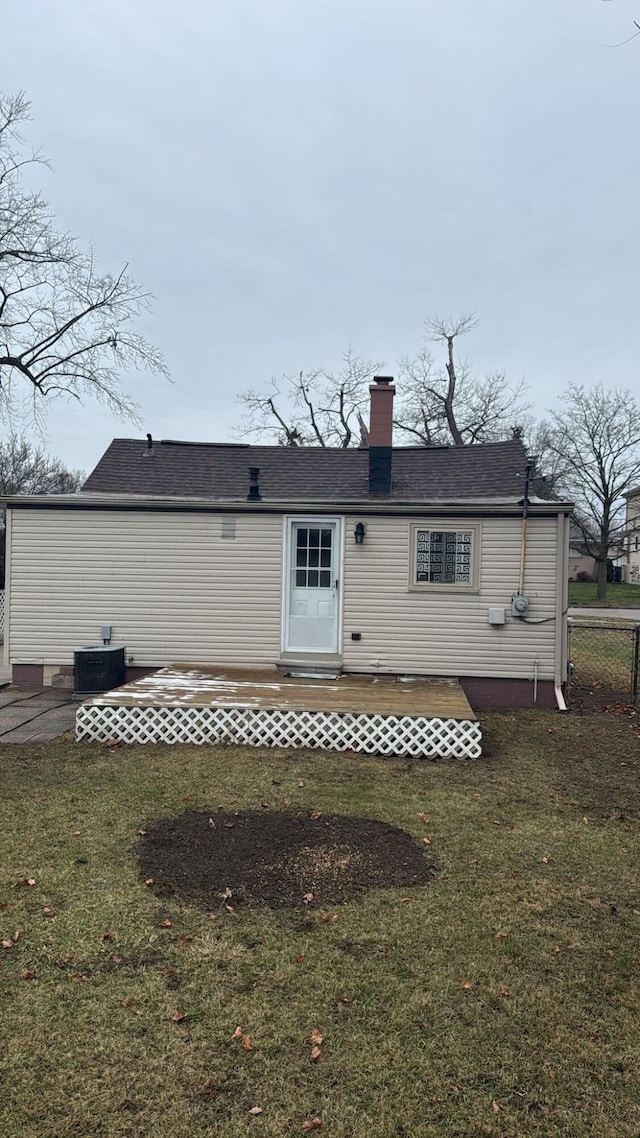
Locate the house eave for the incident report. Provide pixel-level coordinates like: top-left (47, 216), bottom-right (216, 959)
top-left (1, 491), bottom-right (575, 516)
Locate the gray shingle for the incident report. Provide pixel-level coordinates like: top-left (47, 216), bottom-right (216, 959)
top-left (81, 438), bottom-right (531, 503)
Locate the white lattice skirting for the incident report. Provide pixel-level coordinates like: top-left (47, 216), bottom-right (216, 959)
top-left (75, 704), bottom-right (482, 758)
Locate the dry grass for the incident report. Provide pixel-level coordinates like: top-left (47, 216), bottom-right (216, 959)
top-left (1, 710), bottom-right (640, 1137)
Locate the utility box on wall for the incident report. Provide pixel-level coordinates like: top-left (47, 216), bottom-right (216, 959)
top-left (488, 607), bottom-right (506, 626)
top-left (74, 645), bottom-right (126, 695)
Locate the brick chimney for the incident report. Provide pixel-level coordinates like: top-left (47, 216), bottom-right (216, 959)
top-left (368, 376), bottom-right (395, 493)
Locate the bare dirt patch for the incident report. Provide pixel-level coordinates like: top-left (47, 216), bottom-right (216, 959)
top-left (137, 810), bottom-right (434, 909)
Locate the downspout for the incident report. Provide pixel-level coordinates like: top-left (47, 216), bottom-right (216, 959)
top-left (518, 464), bottom-right (531, 596)
top-left (554, 511), bottom-right (568, 712)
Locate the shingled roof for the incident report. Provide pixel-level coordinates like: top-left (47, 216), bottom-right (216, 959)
top-left (81, 437), bottom-right (531, 503)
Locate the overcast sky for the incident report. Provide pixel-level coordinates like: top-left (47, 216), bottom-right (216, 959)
top-left (3, 0), bottom-right (639, 474)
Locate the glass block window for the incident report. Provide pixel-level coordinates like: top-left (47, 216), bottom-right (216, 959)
top-left (294, 526), bottom-right (333, 588)
top-left (415, 529), bottom-right (474, 585)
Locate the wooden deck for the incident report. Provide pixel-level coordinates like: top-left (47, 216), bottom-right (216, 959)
top-left (75, 665), bottom-right (482, 758)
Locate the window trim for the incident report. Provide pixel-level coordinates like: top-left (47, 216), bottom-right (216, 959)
top-left (408, 522), bottom-right (482, 594)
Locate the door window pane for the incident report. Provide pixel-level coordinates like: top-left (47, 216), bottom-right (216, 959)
top-left (293, 525), bottom-right (334, 588)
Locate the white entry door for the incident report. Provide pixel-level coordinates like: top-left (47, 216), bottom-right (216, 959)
top-left (284, 519), bottom-right (341, 654)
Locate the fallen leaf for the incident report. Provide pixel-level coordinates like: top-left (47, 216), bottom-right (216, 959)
top-left (302, 1121), bottom-right (322, 1132)
top-left (230, 1026), bottom-right (244, 1041)
top-left (310, 1045), bottom-right (322, 1062)
top-left (208, 817), bottom-right (216, 829)
top-left (171, 1011), bottom-right (187, 1022)
top-left (583, 816), bottom-right (589, 825)
top-left (224, 821), bottom-right (235, 829)
top-left (492, 820), bottom-right (501, 826)
top-left (542, 856), bottom-right (549, 864)
top-left (298, 781), bottom-right (305, 788)
top-left (400, 897), bottom-right (412, 904)
top-left (462, 980), bottom-right (473, 990)
top-left (422, 837), bottom-right (432, 845)
top-left (159, 919), bottom-right (172, 928)
top-left (242, 1034), bottom-right (252, 1051)
top-left (42, 906), bottom-right (55, 917)
top-left (492, 1099), bottom-right (501, 1113)
top-left (495, 931), bottom-right (507, 939)
top-left (249, 1106), bottom-right (263, 1115)
top-left (284, 798), bottom-right (291, 806)
top-left (144, 878), bottom-right (154, 887)
top-left (308, 1028), bottom-right (324, 1046)
top-left (225, 904), bottom-right (235, 913)
top-left (122, 997), bottom-right (133, 1007)
top-left (418, 812), bottom-right (429, 824)
top-left (261, 802), bottom-right (270, 809)
top-left (21, 971), bottom-right (36, 980)
top-left (303, 892), bottom-right (314, 905)
top-left (310, 811), bottom-right (323, 820)
top-left (137, 828), bottom-right (147, 836)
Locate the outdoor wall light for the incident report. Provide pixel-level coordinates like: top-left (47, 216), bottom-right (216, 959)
top-left (354, 522), bottom-right (366, 545)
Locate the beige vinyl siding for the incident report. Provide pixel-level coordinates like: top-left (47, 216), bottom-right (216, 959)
top-left (342, 515), bottom-right (560, 679)
top-left (8, 509), bottom-right (283, 668)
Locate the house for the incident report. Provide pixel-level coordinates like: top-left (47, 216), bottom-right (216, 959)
top-left (2, 379), bottom-right (572, 709)
top-left (567, 523), bottom-right (597, 582)
top-left (624, 487), bottom-right (640, 583)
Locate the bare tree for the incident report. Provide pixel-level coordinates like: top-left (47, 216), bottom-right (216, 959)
top-left (0, 92), bottom-right (168, 429)
top-left (0, 434), bottom-right (84, 495)
top-left (234, 349), bottom-right (384, 447)
top-left (235, 314), bottom-right (528, 449)
top-left (542, 383), bottom-right (640, 601)
top-left (395, 313), bottom-right (529, 447)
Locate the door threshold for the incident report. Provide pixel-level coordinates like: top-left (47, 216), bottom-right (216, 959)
top-left (277, 653), bottom-right (342, 679)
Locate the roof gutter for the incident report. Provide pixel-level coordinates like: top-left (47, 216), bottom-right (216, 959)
top-left (1, 494), bottom-right (575, 515)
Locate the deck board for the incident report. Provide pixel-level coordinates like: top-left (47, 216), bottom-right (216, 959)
top-left (86, 664), bottom-right (476, 720)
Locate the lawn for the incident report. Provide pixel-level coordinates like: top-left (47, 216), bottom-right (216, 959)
top-left (1, 712), bottom-right (640, 1138)
top-left (568, 581), bottom-right (640, 608)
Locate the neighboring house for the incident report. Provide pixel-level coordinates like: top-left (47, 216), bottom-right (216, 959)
top-left (568, 544), bottom-right (596, 582)
top-left (625, 486), bottom-right (640, 583)
top-left (2, 379), bottom-right (572, 708)
top-left (567, 523), bottom-right (629, 583)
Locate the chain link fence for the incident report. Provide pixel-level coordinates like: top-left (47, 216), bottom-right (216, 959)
top-left (567, 620), bottom-right (640, 707)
